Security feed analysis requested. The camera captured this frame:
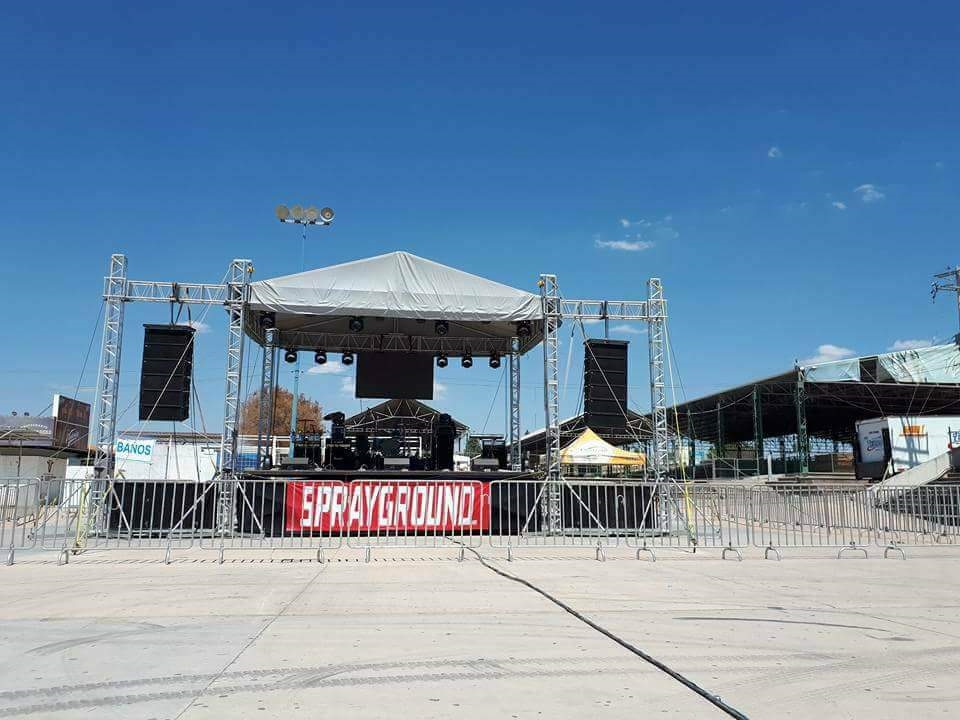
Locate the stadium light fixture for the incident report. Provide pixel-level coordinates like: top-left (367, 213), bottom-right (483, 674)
top-left (284, 349), bottom-right (297, 364)
top-left (434, 320), bottom-right (449, 336)
top-left (342, 351), bottom-right (355, 366)
top-left (461, 352), bottom-right (473, 369)
top-left (314, 350), bottom-right (327, 365)
top-left (489, 353), bottom-right (501, 369)
top-left (349, 316), bottom-right (364, 333)
top-left (436, 353), bottom-right (448, 368)
top-left (516, 321), bottom-right (532, 338)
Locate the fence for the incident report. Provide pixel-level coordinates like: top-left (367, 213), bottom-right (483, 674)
top-left (4, 476), bottom-right (960, 563)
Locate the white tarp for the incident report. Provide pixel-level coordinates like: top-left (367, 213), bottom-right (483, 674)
top-left (878, 344), bottom-right (960, 384)
top-left (249, 251), bottom-right (541, 322)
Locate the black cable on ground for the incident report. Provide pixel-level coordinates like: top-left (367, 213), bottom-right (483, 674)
top-left (457, 543), bottom-right (749, 719)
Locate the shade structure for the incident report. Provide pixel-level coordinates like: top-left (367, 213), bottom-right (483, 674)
top-left (559, 428), bottom-right (646, 467)
top-left (246, 251), bottom-right (543, 355)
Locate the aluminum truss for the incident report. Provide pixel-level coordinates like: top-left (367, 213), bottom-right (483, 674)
top-left (509, 336), bottom-right (522, 470)
top-left (272, 331), bottom-right (513, 356)
top-left (217, 260), bottom-right (252, 533)
top-left (256, 328), bottom-right (278, 468)
top-left (93, 254), bottom-right (128, 475)
top-left (646, 278), bottom-right (668, 482)
top-left (537, 275), bottom-right (670, 532)
top-left (539, 275), bottom-right (563, 531)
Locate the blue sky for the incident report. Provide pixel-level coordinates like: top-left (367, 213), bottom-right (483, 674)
top-left (2, 1), bottom-right (958, 438)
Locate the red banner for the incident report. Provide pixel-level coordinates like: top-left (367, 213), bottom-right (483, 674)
top-left (285, 480), bottom-right (489, 532)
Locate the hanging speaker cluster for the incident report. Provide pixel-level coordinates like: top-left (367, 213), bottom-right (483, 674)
top-left (139, 325), bottom-right (194, 422)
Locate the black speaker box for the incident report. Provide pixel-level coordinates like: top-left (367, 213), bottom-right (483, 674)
top-left (583, 339), bottom-right (628, 432)
top-left (139, 325), bottom-right (194, 422)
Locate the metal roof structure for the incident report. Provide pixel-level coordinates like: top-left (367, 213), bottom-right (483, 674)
top-left (344, 399), bottom-right (468, 438)
top-left (654, 343), bottom-right (960, 454)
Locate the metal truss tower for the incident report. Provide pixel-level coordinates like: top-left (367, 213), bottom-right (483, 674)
top-left (217, 259), bottom-right (252, 534)
top-left (646, 278), bottom-right (668, 482)
top-left (509, 336), bottom-right (522, 470)
top-left (93, 254), bottom-right (128, 476)
top-left (256, 327), bottom-right (278, 468)
top-left (539, 274), bottom-right (563, 532)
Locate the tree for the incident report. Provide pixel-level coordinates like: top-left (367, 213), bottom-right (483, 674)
top-left (464, 436), bottom-right (482, 457)
top-left (239, 387), bottom-right (323, 436)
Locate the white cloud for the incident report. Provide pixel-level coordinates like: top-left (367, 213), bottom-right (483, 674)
top-left (801, 343), bottom-right (856, 365)
top-left (888, 339), bottom-right (933, 351)
top-left (339, 376), bottom-right (355, 396)
top-left (767, 146), bottom-right (782, 159)
top-left (307, 360), bottom-right (346, 375)
top-left (595, 239), bottom-right (655, 252)
top-left (610, 323), bottom-right (646, 335)
top-left (619, 218), bottom-right (631, 228)
top-left (854, 183), bottom-right (885, 203)
top-left (433, 381), bottom-right (447, 400)
top-left (178, 320), bottom-right (210, 334)
top-left (831, 201), bottom-right (847, 210)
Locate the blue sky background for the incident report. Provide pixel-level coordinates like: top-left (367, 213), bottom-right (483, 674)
top-left (1, 1), bottom-right (957, 438)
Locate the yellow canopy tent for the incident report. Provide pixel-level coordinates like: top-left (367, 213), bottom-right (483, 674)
top-left (559, 428), bottom-right (646, 467)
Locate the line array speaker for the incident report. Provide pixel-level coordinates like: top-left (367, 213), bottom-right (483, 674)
top-left (583, 339), bottom-right (629, 433)
top-left (139, 324), bottom-right (194, 422)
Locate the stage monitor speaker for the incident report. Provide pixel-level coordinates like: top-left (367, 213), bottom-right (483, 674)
top-left (583, 339), bottom-right (628, 433)
top-left (433, 413), bottom-right (455, 471)
top-left (139, 325), bottom-right (194, 422)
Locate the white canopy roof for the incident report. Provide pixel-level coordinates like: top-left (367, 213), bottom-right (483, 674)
top-left (246, 251), bottom-right (543, 355)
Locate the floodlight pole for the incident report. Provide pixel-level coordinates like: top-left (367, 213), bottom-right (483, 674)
top-left (276, 209), bottom-right (334, 460)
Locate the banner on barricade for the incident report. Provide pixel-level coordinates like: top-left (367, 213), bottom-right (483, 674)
top-left (285, 481), bottom-right (489, 532)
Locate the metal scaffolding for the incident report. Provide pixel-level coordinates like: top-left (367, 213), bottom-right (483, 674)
top-left (646, 279), bottom-right (668, 482)
top-left (509, 336), bottom-right (522, 470)
top-left (93, 254), bottom-right (128, 475)
top-left (87, 252), bottom-right (670, 540)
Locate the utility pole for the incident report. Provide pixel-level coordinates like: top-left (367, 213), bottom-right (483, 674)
top-left (932, 266), bottom-right (960, 337)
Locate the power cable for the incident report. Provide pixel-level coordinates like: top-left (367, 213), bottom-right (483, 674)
top-left (456, 543), bottom-right (750, 720)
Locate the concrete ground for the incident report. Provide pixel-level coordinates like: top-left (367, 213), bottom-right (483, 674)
top-left (1, 544), bottom-right (959, 719)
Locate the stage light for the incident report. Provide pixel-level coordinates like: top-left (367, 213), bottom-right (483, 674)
top-left (314, 350), bottom-right (327, 365)
top-left (349, 316), bottom-right (364, 332)
top-left (342, 351), bottom-right (354, 366)
top-left (434, 320), bottom-right (449, 336)
top-left (461, 353), bottom-right (473, 369)
top-left (516, 321), bottom-right (532, 338)
top-left (305, 206), bottom-right (319, 222)
top-left (260, 312), bottom-right (276, 329)
top-left (275, 205), bottom-right (290, 221)
top-left (489, 353), bottom-right (501, 369)
top-left (291, 204), bottom-right (305, 220)
top-left (437, 353), bottom-right (448, 368)
top-left (320, 207), bottom-right (335, 222)
top-left (284, 349), bottom-right (297, 363)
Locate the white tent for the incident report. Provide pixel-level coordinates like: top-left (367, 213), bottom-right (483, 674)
top-left (246, 251), bottom-right (543, 353)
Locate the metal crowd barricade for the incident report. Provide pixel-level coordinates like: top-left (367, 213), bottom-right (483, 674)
top-left (341, 479), bottom-right (486, 556)
top-left (34, 478), bottom-right (208, 553)
top-left (873, 484), bottom-right (960, 549)
top-left (621, 482), bottom-right (755, 559)
top-left (201, 478), bottom-right (343, 554)
top-left (752, 484), bottom-right (875, 557)
top-left (1, 478), bottom-right (41, 563)
top-left (488, 479), bottom-right (636, 554)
